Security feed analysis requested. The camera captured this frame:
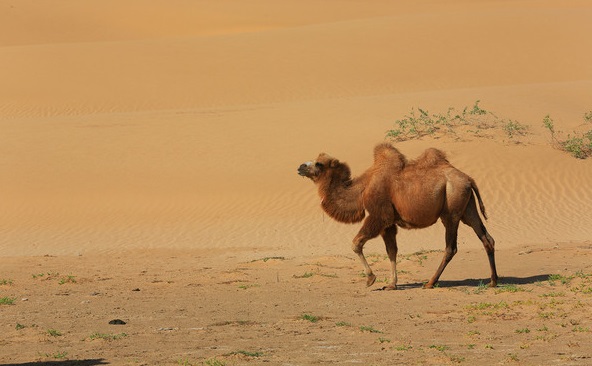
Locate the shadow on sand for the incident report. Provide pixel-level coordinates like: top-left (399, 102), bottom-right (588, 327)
top-left (1, 360), bottom-right (108, 366)
top-left (374, 274), bottom-right (551, 291)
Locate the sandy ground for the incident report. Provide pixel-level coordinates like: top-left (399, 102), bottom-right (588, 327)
top-left (1, 0), bottom-right (592, 365)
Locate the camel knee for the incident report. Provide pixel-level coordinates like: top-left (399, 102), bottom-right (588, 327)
top-left (352, 235), bottom-right (366, 254)
top-left (445, 246), bottom-right (458, 259)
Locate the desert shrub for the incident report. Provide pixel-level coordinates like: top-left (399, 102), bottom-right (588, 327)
top-left (542, 114), bottom-right (592, 159)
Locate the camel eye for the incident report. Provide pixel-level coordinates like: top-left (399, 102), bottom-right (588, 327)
top-left (315, 162), bottom-right (324, 169)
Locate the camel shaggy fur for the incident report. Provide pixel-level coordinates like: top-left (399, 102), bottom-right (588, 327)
top-left (298, 142), bottom-right (498, 289)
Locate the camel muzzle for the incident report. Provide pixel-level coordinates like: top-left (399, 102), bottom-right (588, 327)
top-left (298, 162), bottom-right (313, 177)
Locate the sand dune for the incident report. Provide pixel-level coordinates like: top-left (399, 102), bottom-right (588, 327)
top-left (1, 1), bottom-right (592, 363)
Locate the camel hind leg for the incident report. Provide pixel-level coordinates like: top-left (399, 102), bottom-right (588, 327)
top-left (424, 218), bottom-right (459, 289)
top-left (461, 194), bottom-right (498, 287)
top-left (381, 225), bottom-right (398, 290)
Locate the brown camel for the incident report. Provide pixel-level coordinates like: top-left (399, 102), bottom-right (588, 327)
top-left (297, 142), bottom-right (498, 289)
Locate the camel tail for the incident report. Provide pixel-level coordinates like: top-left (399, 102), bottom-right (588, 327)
top-left (469, 178), bottom-right (488, 220)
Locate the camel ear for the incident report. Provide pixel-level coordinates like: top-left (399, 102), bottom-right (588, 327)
top-left (330, 159), bottom-right (340, 168)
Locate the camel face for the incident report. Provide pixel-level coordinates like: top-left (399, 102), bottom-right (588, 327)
top-left (297, 153), bottom-right (333, 181)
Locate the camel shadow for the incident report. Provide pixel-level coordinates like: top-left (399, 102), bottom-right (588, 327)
top-left (375, 275), bottom-right (551, 291)
top-left (1, 360), bottom-right (108, 366)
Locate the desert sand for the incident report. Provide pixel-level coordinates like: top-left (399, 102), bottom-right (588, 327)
top-left (1, 0), bottom-right (592, 364)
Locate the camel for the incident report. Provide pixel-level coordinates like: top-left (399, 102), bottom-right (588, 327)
top-left (297, 142), bottom-right (498, 289)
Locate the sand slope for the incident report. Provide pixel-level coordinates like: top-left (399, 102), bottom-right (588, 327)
top-left (1, 0), bottom-right (592, 364)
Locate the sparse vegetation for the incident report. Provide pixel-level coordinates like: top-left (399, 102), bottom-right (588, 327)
top-left (387, 103), bottom-right (592, 158)
top-left (301, 314), bottom-right (320, 323)
top-left (58, 275), bottom-right (77, 285)
top-left (429, 344), bottom-right (449, 352)
top-left (0, 279), bottom-right (14, 286)
top-left (226, 350), bottom-right (263, 357)
top-left (42, 351), bottom-right (68, 360)
top-left (0, 297), bottom-right (16, 305)
top-left (204, 358), bottom-right (225, 366)
top-left (386, 101), bottom-right (528, 142)
top-left (250, 256), bottom-right (286, 263)
top-left (89, 332), bottom-right (128, 341)
top-left (393, 344), bottom-right (412, 351)
top-left (548, 274), bottom-right (573, 286)
top-left (542, 114), bottom-right (592, 159)
top-left (495, 283), bottom-right (526, 293)
top-left (47, 329), bottom-right (62, 337)
top-left (360, 325), bottom-right (383, 334)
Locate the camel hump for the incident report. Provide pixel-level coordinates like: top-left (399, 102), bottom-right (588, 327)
top-left (415, 148), bottom-right (448, 167)
top-left (373, 143), bottom-right (407, 169)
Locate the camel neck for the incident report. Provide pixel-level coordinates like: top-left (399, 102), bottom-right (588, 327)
top-left (317, 176), bottom-right (365, 224)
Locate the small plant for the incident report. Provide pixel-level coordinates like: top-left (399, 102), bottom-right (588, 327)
top-left (0, 297), bottom-right (16, 305)
top-left (548, 274), bottom-right (573, 286)
top-left (393, 344), bottom-right (412, 351)
top-left (473, 280), bottom-right (489, 294)
top-left (89, 332), bottom-right (128, 341)
top-left (16, 323), bottom-right (26, 330)
top-left (301, 314), bottom-right (320, 323)
top-left (429, 344), bottom-right (449, 352)
top-left (336, 321), bottom-right (351, 327)
top-left (204, 358), bottom-right (226, 366)
top-left (467, 315), bottom-right (476, 324)
top-left (495, 283), bottom-right (525, 293)
top-left (485, 344), bottom-right (494, 349)
top-left (238, 283), bottom-right (260, 290)
top-left (250, 256), bottom-right (285, 263)
top-left (449, 354), bottom-right (466, 363)
top-left (378, 337), bottom-right (391, 343)
top-left (226, 350), bottom-right (263, 357)
top-left (293, 272), bottom-right (314, 279)
top-left (515, 328), bottom-right (531, 334)
top-left (502, 120), bottom-right (528, 139)
top-left (508, 353), bottom-right (519, 361)
top-left (44, 351), bottom-right (68, 360)
top-left (540, 291), bottom-right (565, 298)
top-left (47, 329), bottom-right (62, 337)
top-left (360, 325), bottom-right (383, 333)
top-left (0, 279), bottom-right (14, 286)
top-left (58, 275), bottom-right (77, 285)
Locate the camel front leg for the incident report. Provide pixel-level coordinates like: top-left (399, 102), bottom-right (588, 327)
top-left (352, 233), bottom-right (376, 287)
top-left (352, 215), bottom-right (384, 287)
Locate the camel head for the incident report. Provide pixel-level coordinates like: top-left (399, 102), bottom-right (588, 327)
top-left (298, 153), bottom-right (350, 184)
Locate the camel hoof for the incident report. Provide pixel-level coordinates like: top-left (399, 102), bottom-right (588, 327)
top-left (383, 284), bottom-right (397, 291)
top-left (423, 283), bottom-right (434, 289)
top-left (366, 274), bottom-right (377, 287)
top-left (488, 281), bottom-right (497, 288)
